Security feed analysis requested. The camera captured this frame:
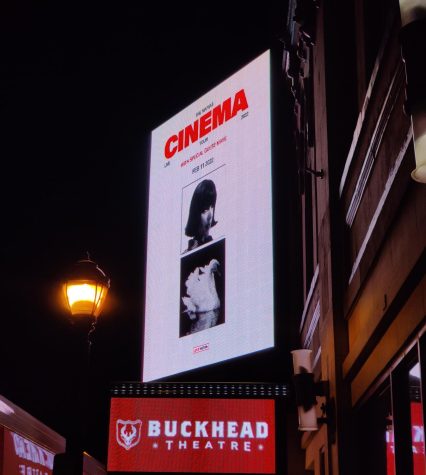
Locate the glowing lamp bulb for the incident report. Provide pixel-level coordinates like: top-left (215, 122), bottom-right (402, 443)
top-left (63, 257), bottom-right (110, 318)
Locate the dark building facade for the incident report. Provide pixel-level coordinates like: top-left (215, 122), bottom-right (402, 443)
top-left (283, 0), bottom-right (426, 473)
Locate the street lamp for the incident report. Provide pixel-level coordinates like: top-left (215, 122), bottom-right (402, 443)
top-left (63, 254), bottom-right (110, 319)
top-left (54, 254), bottom-right (110, 474)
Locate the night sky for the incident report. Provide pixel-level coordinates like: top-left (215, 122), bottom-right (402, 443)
top-left (0, 2), bottom-right (293, 465)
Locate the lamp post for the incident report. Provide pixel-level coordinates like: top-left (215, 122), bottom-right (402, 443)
top-left (53, 254), bottom-right (110, 475)
top-left (63, 254), bottom-right (110, 356)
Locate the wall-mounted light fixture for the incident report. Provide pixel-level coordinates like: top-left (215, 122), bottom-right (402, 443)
top-left (291, 349), bottom-right (330, 431)
top-left (399, 0), bottom-right (426, 184)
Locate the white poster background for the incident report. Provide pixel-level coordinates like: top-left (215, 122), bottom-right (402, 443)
top-left (143, 50), bottom-right (274, 381)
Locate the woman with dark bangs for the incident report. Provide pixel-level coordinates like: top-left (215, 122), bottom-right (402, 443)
top-left (184, 179), bottom-right (218, 252)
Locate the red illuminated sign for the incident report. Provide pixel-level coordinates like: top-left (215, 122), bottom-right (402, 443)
top-left (386, 402), bottom-right (425, 475)
top-left (0, 427), bottom-right (54, 475)
top-left (411, 402), bottom-right (425, 475)
top-left (107, 398), bottom-right (276, 473)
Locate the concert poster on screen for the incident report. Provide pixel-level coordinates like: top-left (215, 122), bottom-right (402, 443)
top-left (143, 50), bottom-right (274, 381)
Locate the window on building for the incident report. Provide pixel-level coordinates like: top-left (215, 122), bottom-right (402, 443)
top-left (392, 347), bottom-right (425, 474)
top-left (355, 383), bottom-right (392, 475)
top-left (356, 338), bottom-right (425, 475)
top-left (408, 361), bottom-right (425, 474)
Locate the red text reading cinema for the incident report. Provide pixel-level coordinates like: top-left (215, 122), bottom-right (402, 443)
top-left (164, 89), bottom-right (248, 159)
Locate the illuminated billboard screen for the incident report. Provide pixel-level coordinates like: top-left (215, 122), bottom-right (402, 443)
top-left (143, 50), bottom-right (274, 381)
top-left (107, 397), bottom-right (275, 473)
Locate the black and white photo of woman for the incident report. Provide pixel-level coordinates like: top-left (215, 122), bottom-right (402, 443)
top-left (183, 179), bottom-right (218, 252)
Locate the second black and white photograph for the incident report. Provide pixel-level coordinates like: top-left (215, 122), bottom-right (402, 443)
top-left (180, 239), bottom-right (225, 337)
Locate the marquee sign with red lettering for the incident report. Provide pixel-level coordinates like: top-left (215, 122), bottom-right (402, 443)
top-left (107, 397), bottom-right (276, 473)
top-left (0, 427), bottom-right (55, 475)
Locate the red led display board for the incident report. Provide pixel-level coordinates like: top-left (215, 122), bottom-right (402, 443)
top-left (107, 397), bottom-right (276, 473)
